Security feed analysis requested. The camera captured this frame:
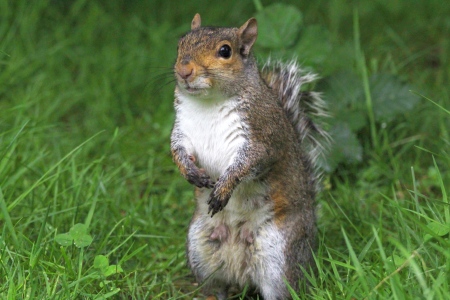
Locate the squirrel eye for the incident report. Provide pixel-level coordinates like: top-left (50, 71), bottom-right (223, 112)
top-left (218, 45), bottom-right (232, 59)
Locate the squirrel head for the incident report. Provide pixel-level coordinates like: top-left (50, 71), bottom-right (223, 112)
top-left (175, 13), bottom-right (258, 97)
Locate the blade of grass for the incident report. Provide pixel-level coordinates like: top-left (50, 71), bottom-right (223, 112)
top-left (84, 179), bottom-right (101, 228)
top-left (411, 167), bottom-right (421, 215)
top-left (412, 91), bottom-right (450, 115)
top-left (252, 0), bottom-right (263, 12)
top-left (30, 205), bottom-right (51, 269)
top-left (432, 157), bottom-right (449, 224)
top-left (106, 230), bottom-right (137, 257)
top-left (0, 187), bottom-right (20, 249)
top-left (73, 247), bottom-right (84, 298)
top-left (353, 9), bottom-right (378, 149)
top-left (342, 227), bottom-right (370, 296)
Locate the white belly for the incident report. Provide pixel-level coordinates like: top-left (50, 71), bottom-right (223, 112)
top-left (188, 210), bottom-right (286, 291)
top-left (176, 93), bottom-right (246, 179)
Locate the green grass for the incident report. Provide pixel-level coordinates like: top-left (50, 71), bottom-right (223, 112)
top-left (1, 0), bottom-right (449, 299)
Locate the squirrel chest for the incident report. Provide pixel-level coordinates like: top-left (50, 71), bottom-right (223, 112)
top-left (175, 92), bottom-right (246, 179)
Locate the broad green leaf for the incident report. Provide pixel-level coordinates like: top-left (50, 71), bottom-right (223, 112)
top-left (370, 74), bottom-right (420, 122)
top-left (294, 25), bottom-right (332, 67)
top-left (54, 233), bottom-right (73, 246)
top-left (317, 71), bottom-right (367, 131)
top-left (95, 287), bottom-right (120, 298)
top-left (427, 221), bottom-right (450, 236)
top-left (103, 265), bottom-right (124, 277)
top-left (255, 3), bottom-right (302, 49)
top-left (331, 122), bottom-right (363, 163)
top-left (319, 122), bottom-right (363, 172)
top-left (321, 42), bottom-right (356, 75)
top-left (94, 255), bottom-right (109, 269)
top-left (424, 221), bottom-right (450, 242)
top-left (318, 71), bottom-right (363, 108)
top-left (74, 234), bottom-right (93, 248)
top-left (99, 280), bottom-right (111, 288)
top-left (68, 223), bottom-right (93, 248)
top-left (386, 254), bottom-right (405, 267)
top-left (69, 223), bottom-right (88, 237)
top-left (55, 223), bottom-right (93, 247)
top-left (424, 234), bottom-right (433, 242)
top-left (343, 112), bottom-right (367, 132)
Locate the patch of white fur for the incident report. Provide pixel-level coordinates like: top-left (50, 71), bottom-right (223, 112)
top-left (175, 89), bottom-right (246, 179)
top-left (188, 185), bottom-right (286, 298)
top-left (251, 222), bottom-right (287, 299)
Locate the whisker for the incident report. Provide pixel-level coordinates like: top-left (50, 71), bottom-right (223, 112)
top-left (149, 72), bottom-right (174, 81)
top-left (148, 70), bottom-right (174, 84)
top-left (147, 66), bottom-right (174, 70)
top-left (156, 79), bottom-right (177, 93)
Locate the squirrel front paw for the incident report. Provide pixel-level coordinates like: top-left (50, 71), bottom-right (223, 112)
top-left (207, 186), bottom-right (231, 217)
top-left (186, 167), bottom-right (215, 188)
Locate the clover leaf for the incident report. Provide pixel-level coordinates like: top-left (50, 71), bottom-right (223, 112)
top-left (94, 255), bottom-right (124, 277)
top-left (54, 223), bottom-right (93, 248)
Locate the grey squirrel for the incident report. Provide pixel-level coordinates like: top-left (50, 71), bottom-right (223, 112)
top-left (171, 13), bottom-right (328, 299)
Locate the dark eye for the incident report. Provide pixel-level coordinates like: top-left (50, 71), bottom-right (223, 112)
top-left (218, 45), bottom-right (232, 58)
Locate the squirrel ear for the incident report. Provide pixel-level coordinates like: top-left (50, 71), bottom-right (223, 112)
top-left (238, 18), bottom-right (258, 56)
top-left (191, 13), bottom-right (201, 30)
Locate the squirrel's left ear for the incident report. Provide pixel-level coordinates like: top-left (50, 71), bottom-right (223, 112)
top-left (238, 18), bottom-right (257, 57)
top-left (191, 13), bottom-right (201, 30)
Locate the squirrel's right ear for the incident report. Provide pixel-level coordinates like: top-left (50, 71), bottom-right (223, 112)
top-left (238, 18), bottom-right (257, 57)
top-left (191, 13), bottom-right (201, 30)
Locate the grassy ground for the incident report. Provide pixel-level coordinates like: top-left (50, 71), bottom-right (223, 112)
top-left (1, 0), bottom-right (449, 299)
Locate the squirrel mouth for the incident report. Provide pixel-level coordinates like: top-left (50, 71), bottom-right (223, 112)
top-left (182, 85), bottom-right (206, 95)
top-left (177, 79), bottom-right (210, 95)
top-left (186, 87), bottom-right (202, 93)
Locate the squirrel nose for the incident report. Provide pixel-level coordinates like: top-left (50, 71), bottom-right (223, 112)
top-left (177, 65), bottom-right (194, 81)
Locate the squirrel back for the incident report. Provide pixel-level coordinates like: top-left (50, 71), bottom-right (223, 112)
top-left (261, 59), bottom-right (329, 173)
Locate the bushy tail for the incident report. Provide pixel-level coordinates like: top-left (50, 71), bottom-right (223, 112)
top-left (260, 59), bottom-right (330, 165)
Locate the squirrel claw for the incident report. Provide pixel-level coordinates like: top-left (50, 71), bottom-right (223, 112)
top-left (207, 194), bottom-right (228, 217)
top-left (208, 202), bottom-right (223, 217)
top-left (187, 168), bottom-right (215, 189)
